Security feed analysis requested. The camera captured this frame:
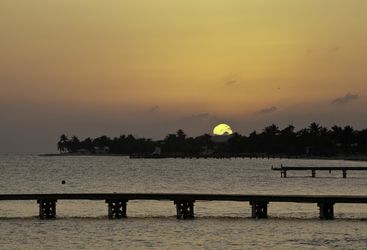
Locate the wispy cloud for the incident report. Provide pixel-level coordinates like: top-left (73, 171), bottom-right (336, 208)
top-left (225, 79), bottom-right (237, 86)
top-left (147, 105), bottom-right (160, 113)
top-left (332, 93), bottom-right (359, 105)
top-left (194, 113), bottom-right (210, 118)
top-left (223, 74), bottom-right (239, 87)
top-left (256, 106), bottom-right (277, 115)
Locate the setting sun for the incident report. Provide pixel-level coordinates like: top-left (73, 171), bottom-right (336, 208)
top-left (213, 124), bottom-right (233, 136)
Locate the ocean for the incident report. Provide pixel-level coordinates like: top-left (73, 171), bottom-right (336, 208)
top-left (0, 154), bottom-right (367, 249)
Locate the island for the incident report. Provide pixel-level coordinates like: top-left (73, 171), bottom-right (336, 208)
top-left (47, 123), bottom-right (367, 160)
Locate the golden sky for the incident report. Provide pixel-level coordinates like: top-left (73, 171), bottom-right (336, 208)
top-left (1, 0), bottom-right (367, 151)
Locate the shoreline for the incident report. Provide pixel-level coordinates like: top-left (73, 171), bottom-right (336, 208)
top-left (39, 153), bottom-right (129, 157)
top-left (38, 153), bottom-right (367, 162)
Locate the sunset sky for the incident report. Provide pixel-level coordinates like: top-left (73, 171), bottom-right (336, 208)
top-left (1, 0), bottom-right (367, 152)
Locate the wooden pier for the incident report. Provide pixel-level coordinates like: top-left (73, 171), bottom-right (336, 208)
top-left (1, 193), bottom-right (367, 220)
top-left (272, 165), bottom-right (367, 178)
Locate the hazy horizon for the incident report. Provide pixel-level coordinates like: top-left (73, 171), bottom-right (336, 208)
top-left (1, 0), bottom-right (367, 152)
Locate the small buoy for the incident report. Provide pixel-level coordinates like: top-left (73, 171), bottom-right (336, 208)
top-left (61, 180), bottom-right (66, 184)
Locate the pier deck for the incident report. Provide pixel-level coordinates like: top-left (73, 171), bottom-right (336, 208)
top-left (272, 165), bottom-right (367, 178)
top-left (1, 193), bottom-right (366, 220)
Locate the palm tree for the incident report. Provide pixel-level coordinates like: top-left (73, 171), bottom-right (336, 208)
top-left (308, 122), bottom-right (322, 136)
top-left (176, 129), bottom-right (187, 140)
top-left (69, 136), bottom-right (81, 153)
top-left (263, 124), bottom-right (280, 136)
top-left (261, 124), bottom-right (280, 153)
top-left (57, 134), bottom-right (69, 153)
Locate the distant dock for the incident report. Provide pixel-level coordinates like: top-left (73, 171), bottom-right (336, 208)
top-left (129, 153), bottom-right (367, 161)
top-left (272, 165), bottom-right (367, 178)
top-left (129, 153), bottom-right (308, 159)
top-left (1, 193), bottom-right (367, 220)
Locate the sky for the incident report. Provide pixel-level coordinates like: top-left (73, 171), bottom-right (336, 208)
top-left (1, 0), bottom-right (367, 152)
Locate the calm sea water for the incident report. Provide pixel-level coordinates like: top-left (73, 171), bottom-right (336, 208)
top-left (0, 154), bottom-right (367, 249)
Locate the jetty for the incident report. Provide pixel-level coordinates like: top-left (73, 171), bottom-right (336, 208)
top-left (272, 165), bottom-right (367, 178)
top-left (1, 193), bottom-right (367, 220)
top-left (129, 153), bottom-right (306, 159)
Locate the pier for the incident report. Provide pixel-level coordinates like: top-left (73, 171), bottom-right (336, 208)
top-left (1, 193), bottom-right (367, 220)
top-left (272, 165), bottom-right (367, 178)
top-left (129, 153), bottom-right (307, 159)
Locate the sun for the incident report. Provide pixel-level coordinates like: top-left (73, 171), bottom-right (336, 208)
top-left (213, 124), bottom-right (233, 136)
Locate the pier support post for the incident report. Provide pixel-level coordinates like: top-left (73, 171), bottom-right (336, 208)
top-left (312, 170), bottom-right (316, 178)
top-left (37, 199), bottom-right (57, 219)
top-left (318, 202), bottom-right (334, 220)
top-left (281, 170), bottom-right (287, 178)
top-left (250, 201), bottom-right (268, 219)
top-left (174, 200), bottom-right (195, 219)
top-left (343, 170), bottom-right (347, 178)
top-left (106, 200), bottom-right (127, 219)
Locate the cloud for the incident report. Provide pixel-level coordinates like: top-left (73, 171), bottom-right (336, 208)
top-left (225, 79), bottom-right (237, 86)
top-left (256, 106), bottom-right (277, 115)
top-left (194, 113), bottom-right (210, 118)
top-left (332, 93), bottom-right (359, 105)
top-left (223, 74), bottom-right (239, 86)
top-left (147, 105), bottom-right (160, 113)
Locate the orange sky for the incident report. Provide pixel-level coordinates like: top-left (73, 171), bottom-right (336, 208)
top-left (1, 0), bottom-right (367, 151)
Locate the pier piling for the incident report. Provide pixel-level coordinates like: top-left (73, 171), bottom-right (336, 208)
top-left (281, 170), bottom-right (287, 178)
top-left (250, 201), bottom-right (268, 218)
top-left (174, 200), bottom-right (194, 219)
top-left (343, 170), bottom-right (347, 178)
top-left (106, 200), bottom-right (127, 219)
top-left (38, 199), bottom-right (57, 219)
top-left (318, 202), bottom-right (334, 220)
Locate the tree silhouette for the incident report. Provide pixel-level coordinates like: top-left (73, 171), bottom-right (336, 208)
top-left (56, 123), bottom-right (367, 157)
top-left (57, 134), bottom-right (69, 153)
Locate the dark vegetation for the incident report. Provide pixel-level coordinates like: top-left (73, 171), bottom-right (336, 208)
top-left (57, 123), bottom-right (367, 157)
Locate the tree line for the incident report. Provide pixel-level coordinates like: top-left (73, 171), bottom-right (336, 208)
top-left (57, 123), bottom-right (367, 156)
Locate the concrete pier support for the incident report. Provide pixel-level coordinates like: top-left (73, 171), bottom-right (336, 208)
top-left (312, 170), bottom-right (316, 178)
top-left (250, 201), bottom-right (268, 218)
top-left (343, 170), bottom-right (347, 178)
top-left (318, 202), bottom-right (334, 220)
top-left (38, 199), bottom-right (57, 219)
top-left (106, 200), bottom-right (127, 219)
top-left (174, 200), bottom-right (194, 219)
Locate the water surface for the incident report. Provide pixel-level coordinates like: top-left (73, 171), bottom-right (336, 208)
top-left (1, 154), bottom-right (366, 249)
